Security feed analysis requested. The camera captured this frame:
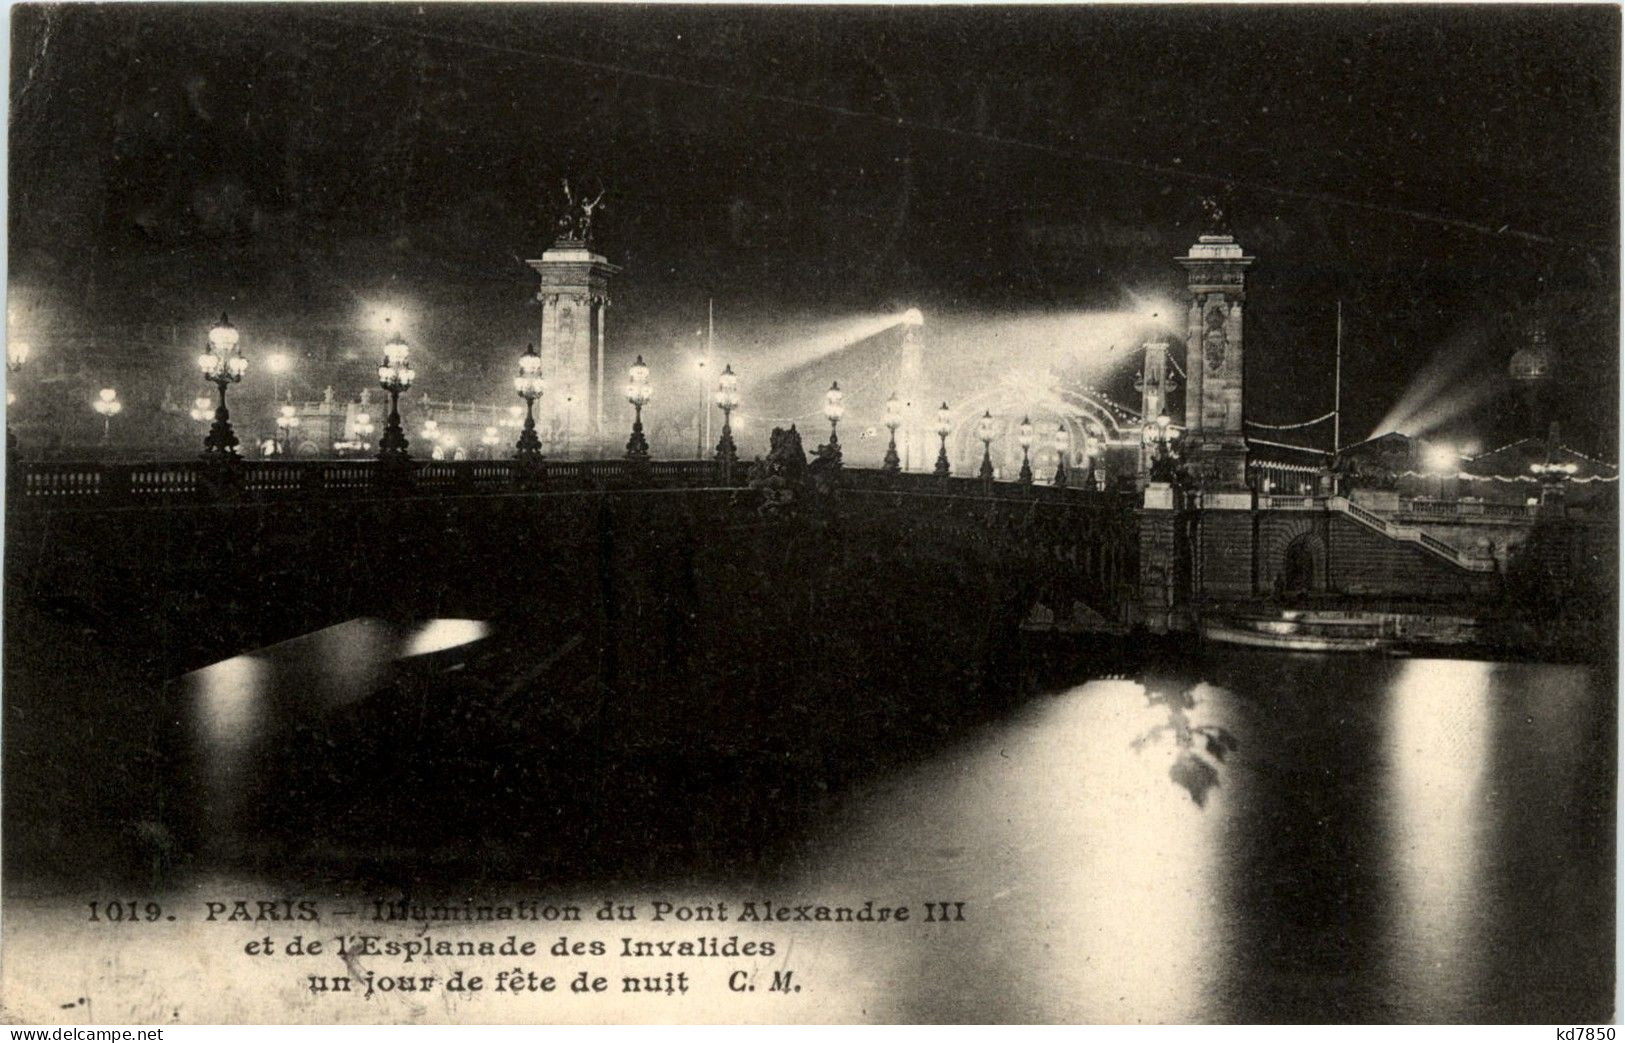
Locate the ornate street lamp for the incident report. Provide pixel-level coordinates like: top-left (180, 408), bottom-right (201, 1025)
top-left (883, 392), bottom-right (903, 474)
top-left (197, 313), bottom-right (248, 458)
top-left (514, 342), bottom-right (545, 462)
top-left (714, 364), bottom-right (740, 466)
top-left (276, 404), bottom-right (301, 456)
top-left (821, 381), bottom-right (845, 463)
top-left (1017, 416), bottom-right (1034, 485)
top-left (1083, 431), bottom-right (1101, 490)
top-left (376, 331), bottom-right (414, 462)
top-left (92, 388), bottom-right (123, 444)
top-left (1053, 424), bottom-right (1071, 487)
top-left (933, 402), bottom-right (952, 478)
top-left (6, 339), bottom-right (28, 453)
top-left (624, 355), bottom-right (652, 462)
top-left (1143, 411), bottom-right (1180, 483)
top-left (977, 410), bottom-right (996, 481)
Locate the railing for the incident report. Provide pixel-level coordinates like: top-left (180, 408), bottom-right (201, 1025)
top-left (1327, 496), bottom-right (1495, 572)
top-left (7, 457), bottom-right (1114, 511)
top-left (1397, 497), bottom-right (1538, 521)
top-left (1256, 495), bottom-right (1327, 511)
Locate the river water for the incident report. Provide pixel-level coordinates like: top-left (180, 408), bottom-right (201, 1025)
top-left (2, 620), bottom-right (1614, 1023)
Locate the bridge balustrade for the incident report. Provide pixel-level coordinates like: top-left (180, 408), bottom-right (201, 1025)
top-left (7, 456), bottom-right (1126, 511)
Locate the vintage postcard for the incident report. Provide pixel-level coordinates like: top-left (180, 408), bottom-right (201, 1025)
top-left (2, 2), bottom-right (1616, 1026)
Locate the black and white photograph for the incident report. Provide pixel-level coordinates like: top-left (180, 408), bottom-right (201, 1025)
top-left (1, 1), bottom-right (1617, 1026)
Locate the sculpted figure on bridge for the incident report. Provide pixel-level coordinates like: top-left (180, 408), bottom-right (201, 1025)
top-left (556, 179), bottom-right (606, 242)
top-left (748, 425), bottom-right (809, 516)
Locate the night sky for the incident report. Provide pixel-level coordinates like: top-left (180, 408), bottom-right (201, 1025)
top-left (7, 3), bottom-right (1619, 453)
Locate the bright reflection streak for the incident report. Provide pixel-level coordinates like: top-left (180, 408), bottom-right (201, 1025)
top-left (182, 653), bottom-right (271, 839)
top-left (1054, 679), bottom-right (1231, 1022)
top-left (1383, 658), bottom-right (1493, 1019)
top-left (793, 676), bottom-right (1237, 1021)
top-left (401, 618), bottom-right (490, 657)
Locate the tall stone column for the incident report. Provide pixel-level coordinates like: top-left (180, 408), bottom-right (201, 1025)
top-left (1177, 229), bottom-right (1254, 489)
top-left (527, 240), bottom-right (620, 456)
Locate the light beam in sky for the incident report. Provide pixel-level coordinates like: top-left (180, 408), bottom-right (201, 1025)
top-left (1370, 323), bottom-right (1496, 440)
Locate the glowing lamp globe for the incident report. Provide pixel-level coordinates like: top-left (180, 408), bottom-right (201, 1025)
top-left (1018, 417), bottom-right (1033, 449)
top-left (382, 334), bottom-right (411, 368)
top-left (977, 411), bottom-right (995, 443)
top-left (208, 314), bottom-right (239, 352)
top-left (935, 403), bottom-right (952, 438)
top-left (824, 381), bottom-right (845, 422)
top-left (884, 393), bottom-right (903, 430)
top-left (901, 308), bottom-right (924, 328)
top-left (715, 364), bottom-right (740, 410)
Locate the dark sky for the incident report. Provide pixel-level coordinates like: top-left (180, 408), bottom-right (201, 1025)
top-left (8, 3), bottom-right (1619, 452)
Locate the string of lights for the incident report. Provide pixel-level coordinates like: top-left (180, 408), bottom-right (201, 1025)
top-left (1245, 411), bottom-right (1337, 431)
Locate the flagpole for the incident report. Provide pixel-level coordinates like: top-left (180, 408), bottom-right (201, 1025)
top-left (706, 298), bottom-right (714, 452)
top-left (1334, 299), bottom-right (1342, 455)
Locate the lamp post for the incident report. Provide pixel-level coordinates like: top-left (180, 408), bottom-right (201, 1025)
top-left (714, 364), bottom-right (739, 469)
top-left (977, 410), bottom-right (996, 481)
top-left (624, 355), bottom-right (651, 462)
top-left (514, 342), bottom-right (545, 464)
top-left (1530, 459), bottom-right (1579, 506)
top-left (92, 388), bottom-right (122, 444)
top-left (933, 402), bottom-right (952, 478)
top-left (198, 313), bottom-right (248, 458)
top-left (376, 331), bottom-right (414, 463)
top-left (1083, 432), bottom-right (1101, 490)
top-left (8, 339), bottom-right (29, 457)
top-left (276, 404), bottom-right (301, 456)
top-left (1143, 411), bottom-right (1180, 483)
top-left (883, 393), bottom-right (903, 474)
top-left (1017, 416), bottom-right (1034, 485)
top-left (822, 381), bottom-right (844, 464)
top-left (266, 351), bottom-right (291, 402)
top-left (1053, 424), bottom-right (1071, 487)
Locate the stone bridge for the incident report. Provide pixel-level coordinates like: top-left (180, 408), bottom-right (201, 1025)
top-left (6, 457), bottom-right (1139, 689)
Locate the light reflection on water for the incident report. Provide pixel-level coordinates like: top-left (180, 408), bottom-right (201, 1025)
top-left (771, 676), bottom-right (1245, 1022)
top-left (177, 617), bottom-right (488, 843)
top-left (100, 646), bottom-right (1605, 1023)
top-left (1381, 658), bottom-right (1493, 1019)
